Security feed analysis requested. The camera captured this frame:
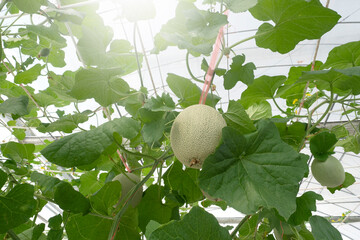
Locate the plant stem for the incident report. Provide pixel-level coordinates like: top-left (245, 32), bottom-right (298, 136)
top-left (230, 215), bottom-right (251, 238)
top-left (0, 0), bottom-right (8, 12)
top-left (2, 13), bottom-right (24, 34)
top-left (272, 97), bottom-right (308, 118)
top-left (108, 148), bottom-right (172, 240)
top-left (7, 230), bottom-right (20, 240)
top-left (186, 51), bottom-right (204, 83)
top-left (115, 141), bottom-right (157, 162)
top-left (308, 84), bottom-right (334, 133)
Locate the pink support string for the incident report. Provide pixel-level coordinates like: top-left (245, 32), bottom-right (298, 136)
top-left (199, 10), bottom-right (229, 105)
top-left (117, 149), bottom-right (131, 172)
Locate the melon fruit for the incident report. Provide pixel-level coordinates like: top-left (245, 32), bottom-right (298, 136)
top-left (311, 156), bottom-right (345, 188)
top-left (170, 104), bottom-right (226, 169)
top-left (113, 172), bottom-right (142, 207)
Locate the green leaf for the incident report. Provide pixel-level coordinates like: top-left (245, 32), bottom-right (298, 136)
top-left (14, 64), bottom-right (44, 84)
top-left (309, 216), bottom-right (342, 240)
top-left (222, 100), bottom-right (256, 134)
top-left (12, 128), bottom-right (26, 141)
top-left (237, 214), bottom-right (259, 239)
top-left (275, 122), bottom-right (307, 150)
top-left (30, 172), bottom-right (61, 198)
top-left (12, 0), bottom-right (41, 13)
top-left (26, 25), bottom-right (67, 49)
top-left (0, 184), bottom-right (37, 234)
top-left (48, 215), bottom-right (62, 230)
top-left (246, 101), bottom-right (272, 120)
top-left (89, 181), bottom-right (122, 216)
top-left (298, 67), bottom-right (360, 95)
top-left (163, 161), bottom-right (203, 203)
top-left (166, 73), bottom-right (220, 108)
top-left (1, 142), bottom-right (35, 162)
top-left (144, 93), bottom-right (175, 112)
top-left (48, 215), bottom-right (63, 240)
top-left (18, 223), bottom-right (45, 240)
top-left (138, 185), bottom-right (178, 232)
top-left (310, 132), bottom-right (337, 161)
top-left (336, 135), bottom-right (360, 154)
top-left (331, 125), bottom-right (349, 139)
top-left (69, 68), bottom-right (130, 106)
top-left (288, 191), bottom-right (323, 226)
top-left (153, 2), bottom-right (228, 56)
top-left (199, 120), bottom-right (308, 220)
top-left (0, 95), bottom-right (29, 117)
top-left (223, 55), bottom-right (256, 89)
top-left (79, 171), bottom-right (104, 196)
top-left (322, 41), bottom-right (360, 69)
top-left (205, 0), bottom-right (258, 13)
top-left (37, 112), bottom-right (89, 133)
top-left (41, 118), bottom-right (140, 167)
top-left (240, 75), bottom-right (286, 108)
top-left (0, 169), bottom-right (7, 189)
top-left (142, 119), bottom-right (166, 147)
top-left (249, 0), bottom-right (340, 53)
top-left (65, 207), bottom-right (139, 240)
top-left (145, 221), bottom-right (161, 240)
top-left (149, 206), bottom-right (231, 240)
top-left (54, 182), bottom-right (91, 214)
top-left (328, 172), bottom-right (356, 193)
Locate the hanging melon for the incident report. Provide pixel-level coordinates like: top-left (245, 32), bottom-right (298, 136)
top-left (311, 156), bottom-right (345, 188)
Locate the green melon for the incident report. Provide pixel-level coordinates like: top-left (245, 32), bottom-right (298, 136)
top-left (170, 104), bottom-right (226, 169)
top-left (113, 172), bottom-right (142, 207)
top-left (311, 156), bottom-right (345, 188)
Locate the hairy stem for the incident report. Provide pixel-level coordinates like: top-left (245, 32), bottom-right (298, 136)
top-left (230, 215), bottom-right (251, 238)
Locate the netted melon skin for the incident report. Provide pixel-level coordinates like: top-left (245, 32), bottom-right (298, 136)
top-left (170, 104), bottom-right (226, 169)
top-left (311, 156), bottom-right (345, 188)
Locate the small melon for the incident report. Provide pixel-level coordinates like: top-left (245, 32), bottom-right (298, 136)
top-left (113, 172), bottom-right (142, 207)
top-left (170, 104), bottom-right (226, 169)
top-left (311, 156), bottom-right (345, 188)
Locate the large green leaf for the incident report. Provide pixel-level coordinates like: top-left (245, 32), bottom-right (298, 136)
top-left (153, 2), bottom-right (228, 56)
top-left (288, 191), bottom-right (323, 226)
top-left (309, 216), bottom-right (342, 240)
top-left (47, 215), bottom-right (63, 240)
top-left (89, 181), bottom-right (122, 216)
top-left (199, 120), bottom-right (308, 219)
top-left (138, 185), bottom-right (179, 232)
top-left (246, 101), bottom-right (272, 120)
top-left (328, 172), bottom-right (355, 193)
top-left (310, 132), bottom-right (337, 161)
top-left (12, 0), bottom-right (41, 13)
top-left (240, 75), bottom-right (286, 108)
top-left (275, 122), bottom-right (307, 150)
top-left (336, 135), bottom-right (360, 154)
top-left (299, 67), bottom-right (360, 95)
top-left (79, 170), bottom-right (104, 196)
top-left (322, 41), bottom-right (360, 69)
top-left (69, 68), bottom-right (130, 106)
top-left (65, 207), bottom-right (139, 240)
top-left (41, 118), bottom-right (140, 167)
top-left (31, 172), bottom-right (91, 214)
top-left (223, 55), bottom-right (256, 89)
top-left (222, 100), bottom-right (256, 134)
top-left (143, 93), bottom-right (175, 112)
top-left (204, 0), bottom-right (258, 13)
top-left (163, 161), bottom-right (204, 203)
top-left (54, 182), bottom-right (91, 214)
top-left (0, 95), bottom-right (29, 117)
top-left (17, 223), bottom-right (45, 240)
top-left (149, 206), bottom-right (231, 240)
top-left (14, 64), bottom-right (44, 84)
top-left (0, 169), bottom-right (7, 189)
top-left (0, 184), bottom-right (37, 234)
top-left (37, 112), bottom-right (89, 134)
top-left (26, 25), bottom-right (67, 49)
top-left (249, 0), bottom-right (340, 53)
top-left (1, 142), bottom-right (35, 163)
top-left (30, 172), bottom-right (61, 198)
top-left (166, 73), bottom-right (220, 108)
